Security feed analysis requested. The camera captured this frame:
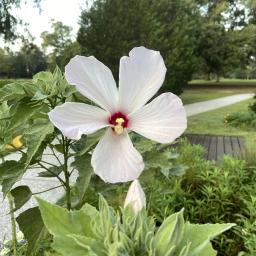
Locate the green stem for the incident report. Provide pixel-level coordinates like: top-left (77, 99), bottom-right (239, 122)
top-left (32, 185), bottom-right (63, 195)
top-left (62, 134), bottom-right (71, 210)
top-left (7, 193), bottom-right (17, 256)
top-left (37, 162), bottom-right (66, 186)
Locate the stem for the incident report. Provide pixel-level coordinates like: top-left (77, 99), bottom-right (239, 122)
top-left (37, 162), bottom-right (66, 186)
top-left (62, 134), bottom-right (71, 210)
top-left (49, 146), bottom-right (63, 166)
top-left (32, 185), bottom-right (63, 195)
top-left (7, 193), bottom-right (17, 256)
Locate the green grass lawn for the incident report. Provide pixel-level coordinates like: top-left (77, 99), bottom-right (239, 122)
top-left (189, 79), bottom-right (256, 86)
top-left (186, 99), bottom-right (256, 142)
top-left (180, 88), bottom-right (255, 104)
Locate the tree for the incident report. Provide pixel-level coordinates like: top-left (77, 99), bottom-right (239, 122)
top-left (0, 47), bottom-right (14, 77)
top-left (41, 20), bottom-right (80, 70)
top-left (16, 40), bottom-right (47, 77)
top-left (0, 0), bottom-right (41, 40)
top-left (0, 41), bottom-right (47, 78)
top-left (78, 0), bottom-right (155, 80)
top-left (77, 0), bottom-right (202, 94)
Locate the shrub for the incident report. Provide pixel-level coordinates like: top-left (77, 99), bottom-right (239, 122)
top-left (224, 111), bottom-right (256, 128)
top-left (144, 141), bottom-right (256, 256)
top-left (249, 100), bottom-right (256, 113)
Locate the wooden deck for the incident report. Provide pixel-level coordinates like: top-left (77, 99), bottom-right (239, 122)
top-left (185, 134), bottom-right (245, 161)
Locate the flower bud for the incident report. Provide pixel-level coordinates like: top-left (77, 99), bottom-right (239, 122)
top-left (124, 179), bottom-right (146, 214)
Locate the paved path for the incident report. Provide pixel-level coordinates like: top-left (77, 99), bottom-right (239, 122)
top-left (185, 134), bottom-right (244, 161)
top-left (0, 93), bottom-right (254, 242)
top-left (184, 93), bottom-right (254, 116)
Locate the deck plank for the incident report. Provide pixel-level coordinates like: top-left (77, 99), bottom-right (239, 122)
top-left (208, 136), bottom-right (217, 161)
top-left (216, 136), bottom-right (225, 161)
top-left (224, 136), bottom-right (233, 156)
top-left (231, 136), bottom-right (241, 158)
top-left (184, 134), bottom-right (244, 161)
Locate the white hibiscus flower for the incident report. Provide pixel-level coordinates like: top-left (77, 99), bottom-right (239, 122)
top-left (48, 46), bottom-right (187, 183)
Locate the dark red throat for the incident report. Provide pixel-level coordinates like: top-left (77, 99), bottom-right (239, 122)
top-left (109, 112), bottom-right (129, 127)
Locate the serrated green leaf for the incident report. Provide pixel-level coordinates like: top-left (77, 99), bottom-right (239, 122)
top-left (71, 153), bottom-right (93, 207)
top-left (0, 160), bottom-right (25, 197)
top-left (24, 121), bottom-right (54, 166)
top-left (71, 130), bottom-right (104, 156)
top-left (53, 144), bottom-right (64, 154)
top-left (7, 99), bottom-right (42, 133)
top-left (31, 90), bottom-right (48, 101)
top-left (16, 207), bottom-right (48, 256)
top-left (0, 82), bottom-right (26, 101)
top-left (10, 185), bottom-right (32, 211)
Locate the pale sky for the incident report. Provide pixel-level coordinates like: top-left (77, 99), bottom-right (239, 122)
top-left (0, 0), bottom-right (90, 50)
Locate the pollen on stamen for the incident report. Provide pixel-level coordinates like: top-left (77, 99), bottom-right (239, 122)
top-left (109, 112), bottom-right (129, 135)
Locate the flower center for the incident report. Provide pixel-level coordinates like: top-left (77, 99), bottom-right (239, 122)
top-left (109, 112), bottom-right (129, 135)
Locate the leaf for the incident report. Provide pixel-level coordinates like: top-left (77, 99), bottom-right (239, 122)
top-left (52, 235), bottom-right (96, 256)
top-left (37, 198), bottom-right (100, 256)
top-left (24, 121), bottom-right (54, 166)
top-left (0, 82), bottom-right (26, 101)
top-left (0, 160), bottom-right (25, 197)
top-left (161, 166), bottom-right (187, 178)
top-left (177, 222), bottom-right (236, 256)
top-left (71, 153), bottom-right (93, 207)
top-left (10, 185), bottom-right (32, 211)
top-left (16, 207), bottom-right (48, 256)
top-left (31, 90), bottom-right (48, 101)
top-left (53, 144), bottom-right (64, 154)
top-left (7, 99), bottom-right (42, 133)
top-left (68, 234), bottom-right (104, 256)
top-left (37, 197), bottom-right (96, 238)
top-left (155, 208), bottom-right (185, 255)
top-left (72, 130), bottom-right (104, 156)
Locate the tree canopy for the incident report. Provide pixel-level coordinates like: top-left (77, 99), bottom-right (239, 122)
top-left (0, 0), bottom-right (41, 40)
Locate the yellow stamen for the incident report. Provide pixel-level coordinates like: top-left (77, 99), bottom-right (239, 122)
top-left (5, 135), bottom-right (23, 150)
top-left (114, 118), bottom-right (125, 135)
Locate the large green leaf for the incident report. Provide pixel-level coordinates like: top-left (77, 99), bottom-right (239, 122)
top-left (177, 222), bottom-right (236, 256)
top-left (37, 197), bottom-right (96, 237)
top-left (71, 153), bottom-right (93, 207)
top-left (16, 207), bottom-right (48, 256)
top-left (37, 196), bottom-right (235, 256)
top-left (0, 82), bottom-right (37, 102)
top-left (0, 160), bottom-right (25, 197)
top-left (10, 185), bottom-right (32, 211)
top-left (155, 208), bottom-right (185, 255)
top-left (24, 121), bottom-right (54, 166)
top-left (0, 82), bottom-right (26, 101)
top-left (37, 198), bottom-right (99, 256)
top-left (7, 99), bottom-right (42, 134)
top-left (71, 130), bottom-right (104, 157)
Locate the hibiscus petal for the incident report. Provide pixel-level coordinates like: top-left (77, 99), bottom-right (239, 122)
top-left (48, 102), bottom-right (110, 140)
top-left (91, 129), bottom-right (144, 183)
top-left (65, 55), bottom-right (118, 113)
top-left (128, 93), bottom-right (187, 143)
top-left (119, 46), bottom-right (166, 114)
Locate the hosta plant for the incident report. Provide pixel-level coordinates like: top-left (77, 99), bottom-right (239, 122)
top-left (37, 195), bottom-right (235, 256)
